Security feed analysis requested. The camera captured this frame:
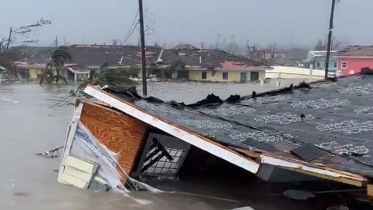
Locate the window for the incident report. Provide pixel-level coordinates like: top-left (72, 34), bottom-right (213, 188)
top-left (201, 71), bottom-right (207, 79)
top-left (222, 72), bottom-right (228, 80)
top-left (341, 62), bottom-right (347, 69)
top-left (334, 62), bottom-right (337, 68)
top-left (316, 62), bottom-right (320, 68)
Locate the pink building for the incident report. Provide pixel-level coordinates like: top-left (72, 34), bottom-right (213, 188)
top-left (335, 46), bottom-right (373, 75)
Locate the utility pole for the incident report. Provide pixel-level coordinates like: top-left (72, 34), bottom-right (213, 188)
top-left (325, 0), bottom-right (336, 79)
top-left (215, 34), bottom-right (222, 49)
top-left (6, 27), bottom-right (13, 49)
top-left (138, 0), bottom-right (147, 96)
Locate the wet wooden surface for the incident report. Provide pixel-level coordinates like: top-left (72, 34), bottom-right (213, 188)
top-left (80, 102), bottom-right (147, 183)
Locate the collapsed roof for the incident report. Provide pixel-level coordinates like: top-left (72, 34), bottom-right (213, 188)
top-left (83, 73), bottom-right (373, 190)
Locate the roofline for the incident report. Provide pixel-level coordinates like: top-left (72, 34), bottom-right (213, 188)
top-left (155, 65), bottom-right (272, 71)
top-left (84, 85), bottom-right (368, 187)
top-left (67, 67), bottom-right (90, 74)
top-left (335, 56), bottom-right (373, 59)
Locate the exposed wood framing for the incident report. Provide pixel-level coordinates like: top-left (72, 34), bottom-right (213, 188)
top-left (231, 147), bottom-right (366, 187)
top-left (84, 85), bottom-right (261, 174)
top-left (261, 156), bottom-right (366, 187)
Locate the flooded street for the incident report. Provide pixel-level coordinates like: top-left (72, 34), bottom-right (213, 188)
top-left (0, 80), bottom-right (312, 210)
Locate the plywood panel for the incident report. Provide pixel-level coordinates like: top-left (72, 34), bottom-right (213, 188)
top-left (368, 184), bottom-right (373, 198)
top-left (80, 102), bottom-right (147, 183)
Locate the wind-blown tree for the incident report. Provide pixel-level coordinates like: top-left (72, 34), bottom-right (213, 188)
top-left (168, 59), bottom-right (185, 79)
top-left (70, 62), bottom-right (136, 98)
top-left (0, 50), bottom-right (19, 81)
top-left (39, 46), bottom-right (71, 85)
top-left (51, 63), bottom-right (138, 108)
top-left (1, 18), bottom-right (51, 51)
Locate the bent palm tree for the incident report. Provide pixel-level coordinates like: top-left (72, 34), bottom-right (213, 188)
top-left (71, 62), bottom-right (136, 97)
top-left (39, 46), bottom-right (71, 85)
top-left (168, 59), bottom-right (185, 79)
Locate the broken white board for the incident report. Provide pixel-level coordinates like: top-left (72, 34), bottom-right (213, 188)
top-left (60, 154), bottom-right (98, 189)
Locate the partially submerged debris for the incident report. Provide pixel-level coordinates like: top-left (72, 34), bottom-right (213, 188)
top-left (56, 74), bottom-right (373, 205)
top-left (36, 146), bottom-right (63, 158)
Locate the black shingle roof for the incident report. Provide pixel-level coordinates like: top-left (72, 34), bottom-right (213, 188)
top-left (105, 73), bottom-right (373, 178)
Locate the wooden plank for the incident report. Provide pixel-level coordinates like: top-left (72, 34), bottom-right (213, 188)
top-left (80, 102), bottom-right (146, 184)
top-left (367, 184), bottom-right (373, 198)
top-left (231, 146), bottom-right (366, 187)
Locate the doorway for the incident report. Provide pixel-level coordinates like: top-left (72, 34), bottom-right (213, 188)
top-left (240, 72), bottom-right (247, 83)
top-left (250, 71), bottom-right (259, 81)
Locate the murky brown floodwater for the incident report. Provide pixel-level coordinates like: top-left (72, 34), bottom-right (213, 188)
top-left (0, 80), bottom-right (314, 210)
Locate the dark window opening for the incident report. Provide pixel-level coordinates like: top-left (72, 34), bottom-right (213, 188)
top-left (202, 71), bottom-right (207, 79)
top-left (222, 72), bottom-right (228, 80)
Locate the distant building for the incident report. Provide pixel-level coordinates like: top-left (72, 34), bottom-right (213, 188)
top-left (335, 45), bottom-right (373, 75)
top-left (306, 51), bottom-right (337, 76)
top-left (247, 50), bottom-right (286, 62)
top-left (157, 47), bottom-right (271, 83)
top-left (14, 45), bottom-right (162, 81)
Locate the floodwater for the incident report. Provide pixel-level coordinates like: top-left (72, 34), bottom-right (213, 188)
top-left (0, 80), bottom-right (321, 210)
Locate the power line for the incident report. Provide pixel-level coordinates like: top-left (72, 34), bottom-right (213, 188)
top-left (143, 6), bottom-right (155, 35)
top-left (122, 11), bottom-right (139, 45)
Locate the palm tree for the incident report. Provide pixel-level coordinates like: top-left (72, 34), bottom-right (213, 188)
top-left (71, 62), bottom-right (137, 98)
top-left (39, 46), bottom-right (71, 85)
top-left (168, 59), bottom-right (185, 79)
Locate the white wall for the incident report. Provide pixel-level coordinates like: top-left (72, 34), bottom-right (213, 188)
top-left (266, 66), bottom-right (324, 79)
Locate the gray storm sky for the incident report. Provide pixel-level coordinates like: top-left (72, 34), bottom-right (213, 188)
top-left (1, 0), bottom-right (372, 48)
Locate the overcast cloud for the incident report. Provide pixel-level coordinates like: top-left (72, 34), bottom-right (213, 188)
top-left (0, 0), bottom-right (372, 48)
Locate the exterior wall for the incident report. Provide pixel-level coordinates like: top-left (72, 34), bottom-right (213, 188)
top-left (76, 73), bottom-right (90, 81)
top-left (189, 70), bottom-right (264, 82)
top-left (29, 68), bottom-right (69, 80)
top-left (337, 58), bottom-right (373, 75)
top-left (29, 68), bottom-right (43, 80)
top-left (313, 57), bottom-right (337, 71)
top-left (266, 66), bottom-right (324, 79)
